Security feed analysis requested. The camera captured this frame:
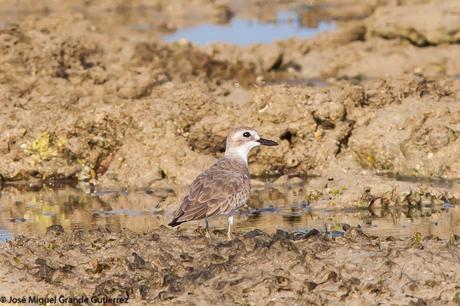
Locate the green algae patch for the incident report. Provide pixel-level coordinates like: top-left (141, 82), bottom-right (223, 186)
top-left (23, 132), bottom-right (66, 163)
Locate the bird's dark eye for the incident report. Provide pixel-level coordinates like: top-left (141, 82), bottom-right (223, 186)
top-left (243, 132), bottom-right (251, 137)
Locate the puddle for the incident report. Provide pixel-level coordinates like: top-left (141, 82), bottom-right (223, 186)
top-left (1, 183), bottom-right (459, 241)
top-left (0, 229), bottom-right (12, 242)
top-left (163, 10), bottom-right (336, 45)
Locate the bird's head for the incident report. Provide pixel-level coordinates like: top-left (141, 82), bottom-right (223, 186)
top-left (224, 126), bottom-right (278, 162)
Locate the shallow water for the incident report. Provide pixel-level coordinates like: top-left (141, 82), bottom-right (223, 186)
top-left (0, 183), bottom-right (458, 241)
top-left (163, 10), bottom-right (336, 45)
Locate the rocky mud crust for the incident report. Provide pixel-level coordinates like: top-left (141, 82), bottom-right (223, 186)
top-left (1, 226), bottom-right (460, 305)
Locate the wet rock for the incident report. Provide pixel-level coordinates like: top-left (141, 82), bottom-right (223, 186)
top-left (273, 229), bottom-right (289, 240)
top-left (158, 290), bottom-right (175, 301)
top-left (253, 236), bottom-right (272, 249)
top-left (59, 264), bottom-right (74, 273)
top-left (369, 0), bottom-right (460, 46)
top-left (408, 298), bottom-right (427, 306)
top-left (291, 228), bottom-right (320, 240)
top-left (34, 258), bottom-right (56, 283)
top-left (243, 229), bottom-right (267, 239)
top-left (94, 279), bottom-right (130, 298)
top-left (139, 285), bottom-right (149, 300)
top-left (46, 224), bottom-right (65, 235)
top-left (179, 253), bottom-right (193, 262)
top-left (90, 260), bottom-right (111, 274)
top-left (129, 252), bottom-right (148, 270)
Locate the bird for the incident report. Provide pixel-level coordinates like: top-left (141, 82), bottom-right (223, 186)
top-left (168, 126), bottom-right (278, 240)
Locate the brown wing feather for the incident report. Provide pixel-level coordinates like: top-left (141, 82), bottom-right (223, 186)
top-left (169, 159), bottom-right (249, 226)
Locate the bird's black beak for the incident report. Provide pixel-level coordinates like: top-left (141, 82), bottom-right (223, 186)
top-left (257, 138), bottom-right (278, 146)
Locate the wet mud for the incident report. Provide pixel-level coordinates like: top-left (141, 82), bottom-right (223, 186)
top-left (1, 0), bottom-right (460, 303)
top-left (1, 225), bottom-right (460, 305)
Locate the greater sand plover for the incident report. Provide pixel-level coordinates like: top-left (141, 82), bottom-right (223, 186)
top-left (168, 126), bottom-right (278, 240)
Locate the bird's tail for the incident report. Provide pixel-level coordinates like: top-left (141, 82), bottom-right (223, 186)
top-left (168, 218), bottom-right (185, 227)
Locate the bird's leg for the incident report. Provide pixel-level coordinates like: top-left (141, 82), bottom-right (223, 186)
top-left (227, 215), bottom-right (234, 241)
top-left (205, 218), bottom-right (210, 238)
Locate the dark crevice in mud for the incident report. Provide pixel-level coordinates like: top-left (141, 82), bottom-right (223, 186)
top-left (278, 60), bottom-right (302, 72)
top-left (280, 129), bottom-right (296, 145)
top-left (311, 112), bottom-right (336, 130)
top-left (78, 50), bottom-right (94, 69)
top-left (267, 53), bottom-right (284, 72)
top-left (55, 49), bottom-right (69, 79)
top-left (336, 120), bottom-right (355, 155)
top-left (378, 33), bottom-right (435, 48)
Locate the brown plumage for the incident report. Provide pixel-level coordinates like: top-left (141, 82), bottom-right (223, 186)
top-left (168, 126), bottom-right (278, 239)
top-left (168, 158), bottom-right (249, 226)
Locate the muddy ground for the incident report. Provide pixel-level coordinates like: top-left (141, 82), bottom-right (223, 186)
top-left (1, 0), bottom-right (460, 304)
top-left (1, 226), bottom-right (460, 305)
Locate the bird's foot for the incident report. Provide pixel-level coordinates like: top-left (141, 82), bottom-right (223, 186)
top-left (227, 232), bottom-right (233, 241)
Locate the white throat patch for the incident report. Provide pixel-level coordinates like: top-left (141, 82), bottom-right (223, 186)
top-left (226, 141), bottom-right (260, 163)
